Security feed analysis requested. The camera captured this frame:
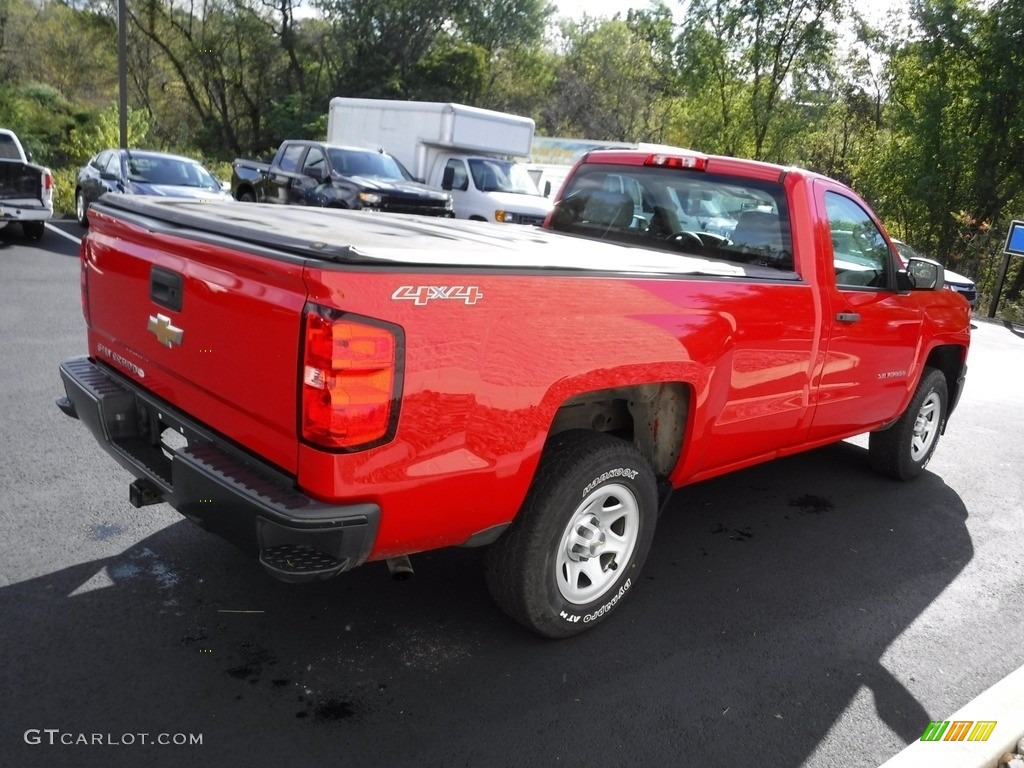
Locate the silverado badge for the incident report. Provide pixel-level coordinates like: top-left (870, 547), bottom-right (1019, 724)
top-left (148, 313), bottom-right (184, 348)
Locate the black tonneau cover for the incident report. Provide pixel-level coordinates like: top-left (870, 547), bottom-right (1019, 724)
top-left (91, 195), bottom-right (802, 281)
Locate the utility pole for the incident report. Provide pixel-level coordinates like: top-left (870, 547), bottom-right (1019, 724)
top-left (118, 0), bottom-right (128, 148)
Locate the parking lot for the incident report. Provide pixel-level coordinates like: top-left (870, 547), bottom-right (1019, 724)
top-left (2, 221), bottom-right (1023, 768)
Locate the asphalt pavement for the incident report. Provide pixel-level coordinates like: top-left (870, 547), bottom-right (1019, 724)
top-left (1, 219), bottom-right (1022, 768)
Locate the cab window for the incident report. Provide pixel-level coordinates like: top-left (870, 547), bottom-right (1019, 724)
top-left (824, 192), bottom-right (891, 289)
top-left (278, 144), bottom-right (306, 173)
top-left (303, 147), bottom-right (325, 178)
top-left (445, 159), bottom-right (469, 191)
top-left (550, 163), bottom-right (795, 274)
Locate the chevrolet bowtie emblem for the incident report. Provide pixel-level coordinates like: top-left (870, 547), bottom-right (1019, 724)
top-left (147, 313), bottom-right (184, 348)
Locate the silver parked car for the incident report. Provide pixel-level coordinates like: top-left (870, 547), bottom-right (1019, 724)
top-left (75, 149), bottom-right (231, 227)
top-left (893, 239), bottom-right (977, 309)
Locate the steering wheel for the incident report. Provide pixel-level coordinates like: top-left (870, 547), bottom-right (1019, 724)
top-left (666, 231), bottom-right (706, 251)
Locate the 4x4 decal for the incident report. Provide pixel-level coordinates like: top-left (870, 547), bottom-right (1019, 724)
top-left (392, 285), bottom-right (483, 306)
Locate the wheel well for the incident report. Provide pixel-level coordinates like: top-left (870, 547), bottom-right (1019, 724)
top-left (548, 383), bottom-right (689, 479)
top-left (925, 344), bottom-right (966, 405)
top-left (235, 183), bottom-right (254, 200)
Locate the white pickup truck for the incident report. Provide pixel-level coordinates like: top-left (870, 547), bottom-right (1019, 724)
top-left (0, 128), bottom-right (53, 240)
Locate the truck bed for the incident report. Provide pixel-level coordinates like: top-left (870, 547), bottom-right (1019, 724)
top-left (92, 196), bottom-right (799, 281)
top-left (0, 161), bottom-right (44, 202)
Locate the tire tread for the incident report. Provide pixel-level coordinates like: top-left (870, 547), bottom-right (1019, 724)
top-left (869, 367), bottom-right (947, 481)
top-left (486, 430), bottom-right (656, 638)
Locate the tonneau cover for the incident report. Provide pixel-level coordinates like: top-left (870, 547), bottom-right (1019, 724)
top-left (91, 195), bottom-right (799, 280)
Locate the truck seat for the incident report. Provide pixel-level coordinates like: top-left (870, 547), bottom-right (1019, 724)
top-left (580, 191), bottom-right (634, 228)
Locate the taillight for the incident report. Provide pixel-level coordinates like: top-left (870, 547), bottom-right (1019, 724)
top-left (80, 241), bottom-right (90, 325)
top-left (300, 306), bottom-right (402, 450)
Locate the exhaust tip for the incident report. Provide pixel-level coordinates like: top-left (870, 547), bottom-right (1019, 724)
top-left (386, 555), bottom-right (414, 581)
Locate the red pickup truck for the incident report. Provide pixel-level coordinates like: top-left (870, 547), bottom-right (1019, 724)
top-left (57, 148), bottom-right (970, 638)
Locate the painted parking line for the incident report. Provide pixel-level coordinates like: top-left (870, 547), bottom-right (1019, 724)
top-left (879, 663), bottom-right (1024, 768)
top-left (45, 222), bottom-right (83, 246)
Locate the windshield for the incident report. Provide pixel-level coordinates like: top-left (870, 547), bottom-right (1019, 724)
top-left (328, 148), bottom-right (412, 181)
top-left (126, 155), bottom-right (220, 189)
top-left (550, 163), bottom-right (795, 272)
top-left (468, 158), bottom-right (542, 195)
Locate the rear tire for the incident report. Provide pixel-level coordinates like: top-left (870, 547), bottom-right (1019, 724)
top-left (238, 189), bottom-right (256, 203)
top-left (486, 430), bottom-right (658, 638)
top-left (869, 367), bottom-right (947, 480)
top-left (22, 221), bottom-right (45, 240)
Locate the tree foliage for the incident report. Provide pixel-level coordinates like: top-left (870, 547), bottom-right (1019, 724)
top-left (547, 6), bottom-right (678, 141)
top-left (677, 0), bottom-right (841, 160)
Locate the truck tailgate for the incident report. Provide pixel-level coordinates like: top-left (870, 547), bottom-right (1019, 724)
top-left (0, 161), bottom-right (42, 202)
top-left (81, 200), bottom-right (308, 474)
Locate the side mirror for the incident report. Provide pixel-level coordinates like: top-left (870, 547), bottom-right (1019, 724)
top-left (901, 257), bottom-right (945, 290)
top-left (441, 166), bottom-right (454, 191)
top-left (543, 180), bottom-right (552, 198)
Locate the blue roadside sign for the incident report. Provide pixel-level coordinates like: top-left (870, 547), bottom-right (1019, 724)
top-left (988, 220), bottom-right (1024, 317)
top-left (1004, 220), bottom-right (1024, 257)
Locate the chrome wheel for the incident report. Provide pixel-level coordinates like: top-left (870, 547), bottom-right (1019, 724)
top-left (486, 431), bottom-right (658, 637)
top-left (869, 367), bottom-right (948, 481)
top-left (911, 391), bottom-right (942, 462)
top-left (75, 191), bottom-right (86, 226)
top-left (555, 483), bottom-right (640, 605)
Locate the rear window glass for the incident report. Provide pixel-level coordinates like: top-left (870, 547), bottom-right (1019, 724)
top-left (0, 134), bottom-right (21, 160)
top-left (551, 163), bottom-right (795, 273)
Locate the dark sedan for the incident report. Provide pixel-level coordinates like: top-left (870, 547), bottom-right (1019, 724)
top-left (74, 149), bottom-right (231, 227)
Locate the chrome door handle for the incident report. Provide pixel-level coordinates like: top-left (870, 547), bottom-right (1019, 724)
top-left (836, 312), bottom-right (861, 323)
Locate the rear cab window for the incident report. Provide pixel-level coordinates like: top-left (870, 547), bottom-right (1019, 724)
top-left (0, 133), bottom-right (21, 160)
top-left (550, 162), bottom-right (796, 275)
top-left (278, 144), bottom-right (306, 173)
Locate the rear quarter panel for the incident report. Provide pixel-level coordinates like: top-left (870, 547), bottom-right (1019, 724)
top-left (300, 267), bottom-right (820, 559)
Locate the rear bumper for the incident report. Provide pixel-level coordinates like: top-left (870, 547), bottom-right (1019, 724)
top-left (57, 356), bottom-right (379, 582)
top-left (0, 201), bottom-right (53, 222)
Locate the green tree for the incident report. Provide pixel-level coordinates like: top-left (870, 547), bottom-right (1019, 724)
top-left (62, 104), bottom-right (151, 165)
top-left (128, 0), bottom-right (289, 156)
top-left (547, 6), bottom-right (678, 141)
top-left (677, 0), bottom-right (842, 160)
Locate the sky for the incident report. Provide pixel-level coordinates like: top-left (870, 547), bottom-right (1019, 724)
top-left (554, 0), bottom-right (898, 22)
top-left (555, 0), bottom-right (671, 21)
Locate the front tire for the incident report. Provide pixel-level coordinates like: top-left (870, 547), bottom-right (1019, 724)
top-left (869, 367), bottom-right (948, 480)
top-left (75, 189), bottom-right (89, 227)
top-left (486, 430), bottom-right (658, 638)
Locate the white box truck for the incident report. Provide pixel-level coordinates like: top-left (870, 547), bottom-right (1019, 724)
top-left (326, 98), bottom-right (552, 226)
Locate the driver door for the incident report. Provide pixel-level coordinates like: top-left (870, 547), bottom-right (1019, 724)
top-left (807, 181), bottom-right (924, 440)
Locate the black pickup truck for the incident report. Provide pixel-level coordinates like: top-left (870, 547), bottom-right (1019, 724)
top-left (231, 139), bottom-right (454, 216)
